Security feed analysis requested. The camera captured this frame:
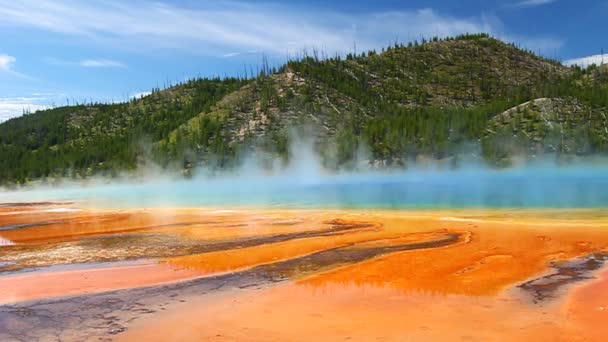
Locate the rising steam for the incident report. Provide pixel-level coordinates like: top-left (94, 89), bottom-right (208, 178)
top-left (1, 135), bottom-right (608, 209)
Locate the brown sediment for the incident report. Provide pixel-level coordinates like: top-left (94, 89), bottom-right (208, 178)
top-left (0, 230), bottom-right (461, 305)
top-left (0, 208), bottom-right (323, 244)
top-left (518, 253), bottom-right (608, 302)
top-left (0, 202), bottom-right (73, 207)
top-left (0, 212), bottom-right (144, 243)
top-left (207, 230), bottom-right (464, 282)
top-left (2, 206), bottom-right (608, 341)
top-left (0, 230), bottom-right (464, 341)
top-left (299, 217), bottom-right (608, 297)
top-left (122, 253), bottom-right (608, 341)
top-left (0, 220), bottom-right (62, 232)
top-left (120, 282), bottom-right (567, 342)
top-left (0, 219), bottom-right (378, 273)
top-left (0, 208), bottom-right (80, 229)
top-left (121, 211), bottom-right (608, 341)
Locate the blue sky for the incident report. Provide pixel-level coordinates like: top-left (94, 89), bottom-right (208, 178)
top-left (0, 0), bottom-right (606, 121)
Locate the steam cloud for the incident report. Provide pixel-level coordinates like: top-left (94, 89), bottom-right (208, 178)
top-left (1, 135), bottom-right (608, 209)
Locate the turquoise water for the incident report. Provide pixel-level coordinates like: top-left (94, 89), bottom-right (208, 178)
top-left (2, 165), bottom-right (608, 209)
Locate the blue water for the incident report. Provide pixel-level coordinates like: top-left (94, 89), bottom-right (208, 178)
top-left (2, 165), bottom-right (608, 209)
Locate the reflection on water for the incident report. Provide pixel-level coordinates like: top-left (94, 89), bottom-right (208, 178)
top-left (2, 204), bottom-right (608, 341)
top-left (294, 279), bottom-right (467, 299)
top-left (118, 278), bottom-right (566, 341)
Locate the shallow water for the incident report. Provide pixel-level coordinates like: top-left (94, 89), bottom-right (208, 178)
top-left (1, 204), bottom-right (608, 340)
top-left (2, 165), bottom-right (608, 209)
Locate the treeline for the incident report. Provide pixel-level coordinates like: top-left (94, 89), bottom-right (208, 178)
top-left (0, 78), bottom-right (247, 184)
top-left (1, 34), bottom-right (607, 184)
top-left (279, 34), bottom-right (608, 164)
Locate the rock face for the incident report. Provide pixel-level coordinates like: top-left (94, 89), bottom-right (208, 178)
top-left (482, 98), bottom-right (608, 165)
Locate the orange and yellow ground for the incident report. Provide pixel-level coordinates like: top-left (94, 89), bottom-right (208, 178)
top-left (1, 204), bottom-right (607, 340)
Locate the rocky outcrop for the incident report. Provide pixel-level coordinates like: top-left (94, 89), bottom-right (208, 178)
top-left (482, 97), bottom-right (608, 164)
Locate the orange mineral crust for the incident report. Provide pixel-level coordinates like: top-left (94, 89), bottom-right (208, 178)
top-left (303, 218), bottom-right (608, 296)
top-left (120, 283), bottom-right (567, 341)
top-left (2, 205), bottom-right (608, 341)
top-left (0, 261), bottom-right (204, 304)
top-left (0, 207), bottom-right (331, 244)
top-left (119, 209), bottom-right (608, 341)
top-left (561, 266), bottom-right (608, 340)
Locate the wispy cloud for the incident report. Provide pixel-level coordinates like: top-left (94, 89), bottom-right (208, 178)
top-left (223, 50), bottom-right (259, 58)
top-left (514, 0), bottom-right (557, 8)
top-left (130, 91), bottom-right (151, 99)
top-left (564, 53), bottom-right (608, 67)
top-left (0, 95), bottom-right (52, 122)
top-left (45, 57), bottom-right (126, 68)
top-left (0, 54), bottom-right (32, 79)
top-left (222, 52), bottom-right (241, 58)
top-left (79, 59), bottom-right (126, 68)
top-left (0, 0), bottom-right (555, 57)
top-left (470, 14), bottom-right (562, 56)
top-left (0, 54), bottom-right (16, 71)
top-left (510, 36), bottom-right (564, 55)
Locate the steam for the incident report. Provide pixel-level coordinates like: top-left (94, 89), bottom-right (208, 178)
top-left (1, 135), bottom-right (608, 209)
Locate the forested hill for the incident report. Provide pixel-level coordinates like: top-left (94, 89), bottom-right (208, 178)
top-left (1, 33), bottom-right (607, 184)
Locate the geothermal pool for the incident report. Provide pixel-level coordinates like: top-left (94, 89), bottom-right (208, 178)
top-left (1, 166), bottom-right (608, 340)
top-left (3, 164), bottom-right (608, 209)
top-left (1, 201), bottom-right (608, 341)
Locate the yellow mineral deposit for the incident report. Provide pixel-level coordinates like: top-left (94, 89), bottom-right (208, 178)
top-left (1, 204), bottom-right (607, 340)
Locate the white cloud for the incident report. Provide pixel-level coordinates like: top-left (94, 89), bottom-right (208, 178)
top-left (223, 50), bottom-right (259, 58)
top-left (0, 54), bottom-right (16, 71)
top-left (515, 0), bottom-right (557, 7)
top-left (222, 52), bottom-right (241, 58)
top-left (0, 0), bottom-right (555, 57)
top-left (509, 36), bottom-right (564, 55)
top-left (131, 91), bottom-right (151, 99)
top-left (564, 54), bottom-right (608, 67)
top-left (0, 54), bottom-right (33, 79)
top-left (0, 96), bottom-right (50, 122)
top-left (465, 14), bottom-right (562, 56)
top-left (45, 57), bottom-right (126, 68)
top-left (79, 59), bottom-right (126, 68)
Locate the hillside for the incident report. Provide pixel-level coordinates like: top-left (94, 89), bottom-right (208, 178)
top-left (1, 34), bottom-right (607, 184)
top-left (0, 78), bottom-right (246, 182)
top-left (483, 97), bottom-right (608, 166)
